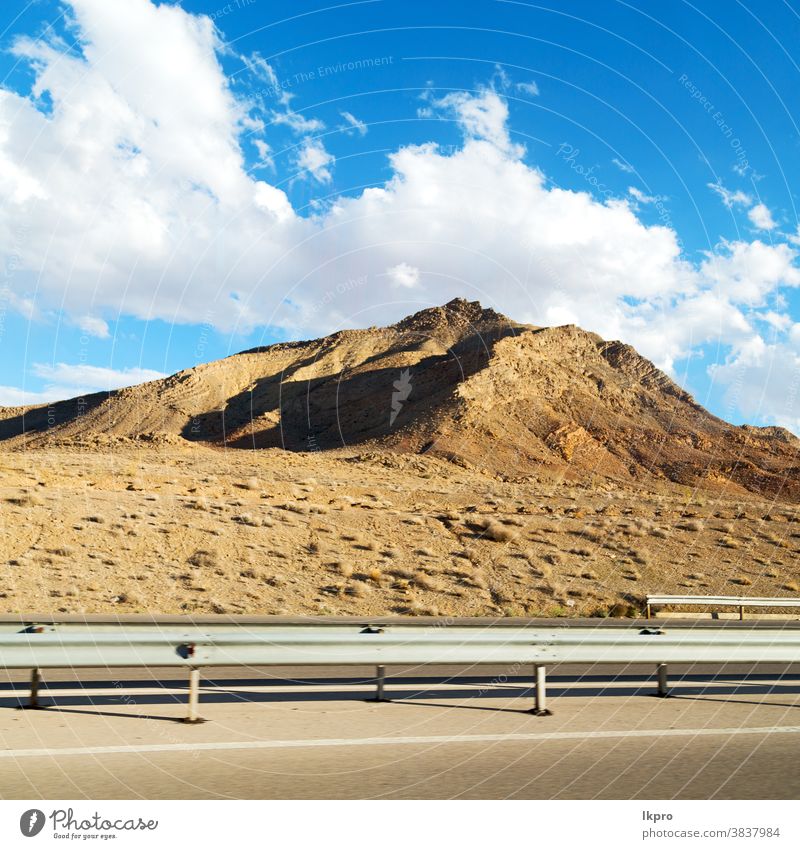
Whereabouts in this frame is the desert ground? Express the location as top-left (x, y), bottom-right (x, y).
top-left (1, 443), bottom-right (798, 617)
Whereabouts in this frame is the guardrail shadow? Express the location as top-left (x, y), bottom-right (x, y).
top-left (1, 673), bottom-right (800, 722)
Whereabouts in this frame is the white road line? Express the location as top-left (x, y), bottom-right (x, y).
top-left (2, 725), bottom-right (800, 759)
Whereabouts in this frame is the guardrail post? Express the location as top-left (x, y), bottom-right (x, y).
top-left (375, 665), bottom-right (387, 702)
top-left (656, 663), bottom-right (669, 698)
top-left (184, 667), bottom-right (204, 723)
top-left (28, 667), bottom-right (41, 709)
top-left (646, 602), bottom-right (652, 620)
top-left (532, 664), bottom-right (552, 716)
top-left (739, 605), bottom-right (745, 621)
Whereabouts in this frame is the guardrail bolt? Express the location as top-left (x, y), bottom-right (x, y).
top-left (531, 664), bottom-right (552, 716)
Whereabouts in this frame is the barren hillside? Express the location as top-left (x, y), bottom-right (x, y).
top-left (2, 298), bottom-right (798, 499)
top-left (2, 299), bottom-right (799, 618)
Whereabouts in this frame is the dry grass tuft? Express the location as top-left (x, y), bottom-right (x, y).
top-left (481, 519), bottom-right (517, 542)
top-left (188, 550), bottom-right (218, 569)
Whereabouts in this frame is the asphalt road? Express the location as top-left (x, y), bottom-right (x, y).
top-left (1, 662), bottom-right (800, 799)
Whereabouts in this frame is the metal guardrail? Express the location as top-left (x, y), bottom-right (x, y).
top-left (3, 625), bottom-right (800, 721)
top-left (646, 595), bottom-right (800, 620)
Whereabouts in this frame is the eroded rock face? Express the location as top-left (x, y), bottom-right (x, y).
top-left (1, 299), bottom-right (798, 499)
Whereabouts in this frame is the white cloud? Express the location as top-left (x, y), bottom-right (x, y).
top-left (0, 385), bottom-right (59, 406)
top-left (295, 138), bottom-right (335, 184)
top-left (708, 182), bottom-right (751, 208)
top-left (0, 362), bottom-right (168, 405)
top-left (32, 362), bottom-right (166, 390)
top-left (516, 80), bottom-right (539, 96)
top-left (77, 315), bottom-right (110, 338)
top-left (628, 186), bottom-right (663, 205)
top-left (612, 157), bottom-right (635, 173)
top-left (386, 263), bottom-right (420, 289)
top-left (709, 336), bottom-right (800, 432)
top-left (700, 240), bottom-right (800, 306)
top-left (273, 109), bottom-right (325, 134)
top-left (748, 202), bottom-right (777, 231)
top-left (2, 0), bottom-right (800, 431)
top-left (340, 110), bottom-right (367, 135)
top-left (431, 88), bottom-right (522, 156)
top-left (252, 139), bottom-right (274, 169)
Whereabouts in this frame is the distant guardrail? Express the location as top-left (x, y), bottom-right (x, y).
top-left (646, 595), bottom-right (800, 620)
top-left (3, 624), bottom-right (800, 721)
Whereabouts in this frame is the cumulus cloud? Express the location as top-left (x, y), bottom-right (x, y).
top-left (295, 138), bottom-right (335, 184)
top-left (748, 202), bottom-right (777, 231)
top-left (386, 263), bottom-right (420, 289)
top-left (2, 0), bottom-right (800, 430)
top-left (77, 315), bottom-right (110, 338)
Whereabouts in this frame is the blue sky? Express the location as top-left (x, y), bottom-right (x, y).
top-left (2, 0), bottom-right (800, 430)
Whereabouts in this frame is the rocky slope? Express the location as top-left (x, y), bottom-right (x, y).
top-left (1, 298), bottom-right (798, 499)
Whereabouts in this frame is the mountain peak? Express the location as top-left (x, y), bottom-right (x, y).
top-left (392, 298), bottom-right (509, 334)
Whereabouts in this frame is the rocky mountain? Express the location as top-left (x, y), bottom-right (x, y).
top-left (2, 298), bottom-right (798, 499)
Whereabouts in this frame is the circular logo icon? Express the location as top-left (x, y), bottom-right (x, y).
top-left (19, 809), bottom-right (46, 837)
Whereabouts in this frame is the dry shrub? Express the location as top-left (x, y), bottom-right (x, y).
top-left (244, 477), bottom-right (260, 490)
top-left (581, 569), bottom-right (598, 580)
top-left (7, 492), bottom-right (44, 507)
top-left (783, 581), bottom-right (800, 592)
top-left (367, 567), bottom-right (382, 583)
top-left (570, 547), bottom-right (592, 557)
top-left (677, 520), bottom-right (702, 532)
top-left (544, 552), bottom-right (563, 566)
top-left (414, 573), bottom-right (442, 592)
top-left (650, 527), bottom-right (668, 539)
top-left (730, 575), bottom-right (752, 586)
top-left (719, 536), bottom-right (741, 549)
top-left (387, 565), bottom-right (414, 579)
top-left (345, 582), bottom-right (370, 597)
top-left (530, 561), bottom-right (553, 580)
top-left (232, 513), bottom-right (261, 526)
top-left (188, 550), bottom-right (218, 568)
top-left (502, 516), bottom-right (525, 527)
top-left (334, 562), bottom-right (354, 578)
top-left (415, 547), bottom-right (435, 557)
top-left (481, 519), bottom-right (517, 542)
